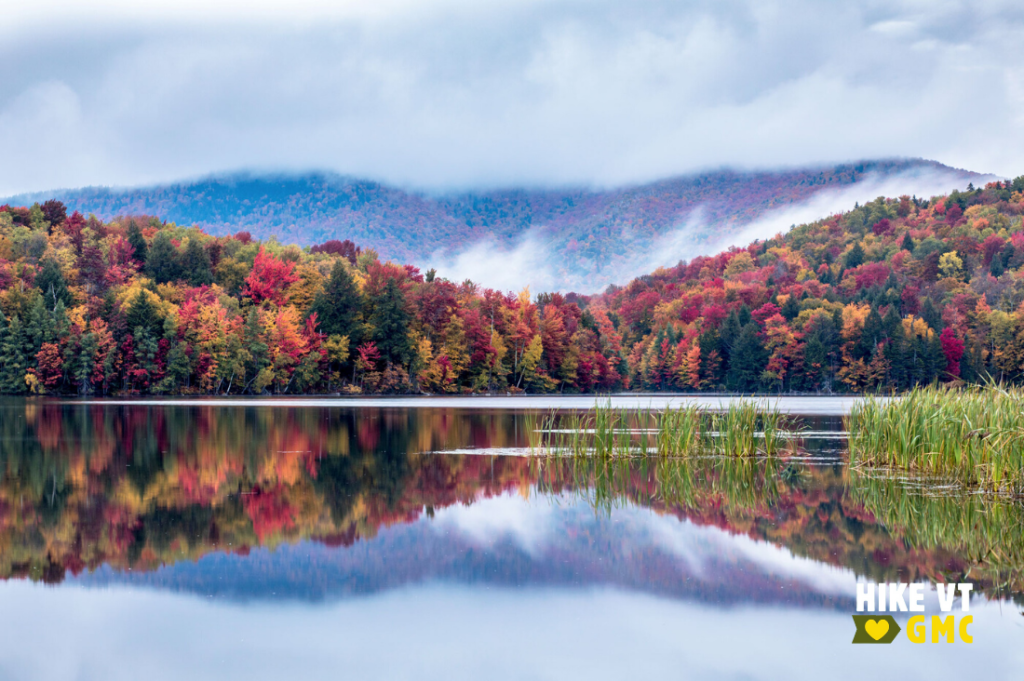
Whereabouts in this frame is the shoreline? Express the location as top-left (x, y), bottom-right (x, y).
top-left (37, 393), bottom-right (882, 415)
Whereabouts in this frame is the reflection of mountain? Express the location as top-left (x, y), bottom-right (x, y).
top-left (0, 402), bottom-right (1015, 600)
top-left (75, 502), bottom-right (854, 609)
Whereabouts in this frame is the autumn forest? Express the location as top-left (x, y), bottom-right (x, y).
top-left (2, 176), bottom-right (1024, 396)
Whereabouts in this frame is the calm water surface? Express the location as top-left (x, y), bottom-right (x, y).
top-left (0, 398), bottom-right (1021, 680)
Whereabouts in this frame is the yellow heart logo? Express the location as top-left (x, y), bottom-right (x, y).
top-left (864, 619), bottom-right (889, 641)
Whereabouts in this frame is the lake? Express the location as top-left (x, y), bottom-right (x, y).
top-left (0, 398), bottom-right (1021, 680)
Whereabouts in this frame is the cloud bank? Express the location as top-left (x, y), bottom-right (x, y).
top-left (1, 0), bottom-right (1023, 196)
top-left (433, 166), bottom-right (978, 292)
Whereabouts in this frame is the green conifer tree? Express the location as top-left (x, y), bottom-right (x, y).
top-left (855, 306), bottom-right (884, 361)
top-left (75, 331), bottom-right (98, 395)
top-left (308, 260), bottom-right (362, 344)
top-left (803, 314), bottom-right (840, 392)
top-left (370, 278), bottom-right (412, 367)
top-left (126, 220), bottom-right (148, 264)
top-left (181, 237), bottom-right (214, 286)
top-left (125, 291), bottom-right (162, 337)
top-left (920, 298), bottom-right (942, 332)
top-left (146, 232), bottom-right (181, 284)
top-left (846, 242), bottom-right (865, 268)
top-left (726, 322), bottom-right (767, 392)
top-left (36, 258), bottom-right (72, 310)
top-left (0, 316), bottom-right (29, 393)
top-left (697, 328), bottom-right (722, 389)
top-left (781, 294), bottom-right (800, 321)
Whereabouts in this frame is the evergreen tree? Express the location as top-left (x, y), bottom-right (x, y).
top-left (925, 332), bottom-right (945, 384)
top-left (146, 232), bottom-right (181, 284)
top-left (803, 314), bottom-right (840, 392)
top-left (0, 312), bottom-right (7, 389)
top-left (181, 237), bottom-right (214, 286)
top-left (846, 242), bottom-right (865, 268)
top-left (880, 306), bottom-right (906, 389)
top-left (960, 339), bottom-right (983, 384)
top-left (697, 328), bottom-right (722, 389)
top-left (243, 308), bottom-right (270, 389)
top-left (738, 304), bottom-right (752, 327)
top-left (75, 331), bottom-right (98, 395)
top-left (25, 294), bottom-right (54, 351)
top-left (999, 242), bottom-right (1015, 270)
top-left (125, 291), bottom-right (162, 338)
top-left (881, 305), bottom-right (901, 341)
top-left (920, 298), bottom-right (942, 332)
top-left (126, 220), bottom-right (148, 264)
top-left (132, 326), bottom-right (161, 390)
top-left (35, 258), bottom-right (72, 310)
top-left (855, 306), bottom-right (884, 361)
top-left (990, 256), bottom-right (1005, 277)
top-left (906, 335), bottom-right (926, 386)
top-left (901, 232), bottom-right (914, 252)
top-left (0, 316), bottom-right (29, 393)
top-left (370, 278), bottom-right (412, 367)
top-left (726, 322), bottom-right (767, 392)
top-left (720, 310), bottom-right (742, 352)
top-left (308, 260), bottom-right (362, 344)
top-left (781, 294), bottom-right (799, 321)
top-left (159, 342), bottom-right (191, 393)
top-left (718, 309), bottom-right (743, 376)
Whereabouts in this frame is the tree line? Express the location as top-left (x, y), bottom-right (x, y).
top-left (1, 176), bottom-right (1024, 395)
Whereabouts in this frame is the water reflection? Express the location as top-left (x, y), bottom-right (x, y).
top-left (0, 400), bottom-right (1019, 604)
top-left (3, 400), bottom-right (1024, 680)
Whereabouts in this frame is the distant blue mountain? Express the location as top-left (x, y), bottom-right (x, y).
top-left (7, 159), bottom-right (985, 291)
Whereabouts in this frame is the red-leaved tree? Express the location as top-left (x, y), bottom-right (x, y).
top-left (940, 327), bottom-right (964, 379)
top-left (242, 247), bottom-right (299, 306)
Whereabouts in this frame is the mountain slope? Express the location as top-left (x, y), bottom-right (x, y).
top-left (7, 159), bottom-right (983, 292)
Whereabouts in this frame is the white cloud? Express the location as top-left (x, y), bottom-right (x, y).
top-left (1, 0), bottom-right (1023, 195)
top-left (432, 166), bottom-right (976, 293)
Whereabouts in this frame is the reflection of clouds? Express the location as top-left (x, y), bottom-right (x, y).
top-left (429, 492), bottom-right (559, 556)
top-left (644, 514), bottom-right (856, 595)
top-left (431, 491), bottom-right (857, 596)
top-left (1, 581), bottom-right (1020, 681)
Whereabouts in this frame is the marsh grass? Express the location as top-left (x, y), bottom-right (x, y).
top-left (847, 384), bottom-right (1024, 493)
top-left (529, 447), bottom-right (782, 516)
top-left (528, 401), bottom-right (791, 459)
top-left (850, 468), bottom-right (1024, 594)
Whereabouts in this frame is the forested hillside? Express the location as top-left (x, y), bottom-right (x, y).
top-left (8, 160), bottom-right (978, 292)
top-left (1, 176), bottom-right (1023, 396)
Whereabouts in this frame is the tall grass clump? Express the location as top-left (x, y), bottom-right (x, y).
top-left (847, 384), bottom-right (1024, 492)
top-left (531, 401), bottom-right (787, 458)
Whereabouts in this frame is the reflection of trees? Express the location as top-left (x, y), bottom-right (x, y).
top-left (0, 403), bottom-right (538, 581)
top-left (0, 402), bottom-right (1021, 600)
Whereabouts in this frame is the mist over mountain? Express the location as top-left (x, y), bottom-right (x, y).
top-left (9, 158), bottom-right (985, 292)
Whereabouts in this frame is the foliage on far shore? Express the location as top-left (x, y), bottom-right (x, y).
top-left (2, 175), bottom-right (1024, 395)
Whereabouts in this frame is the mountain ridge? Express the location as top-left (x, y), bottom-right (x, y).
top-left (6, 159), bottom-right (986, 292)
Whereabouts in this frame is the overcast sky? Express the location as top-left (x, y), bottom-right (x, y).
top-left (2, 0), bottom-right (1023, 196)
